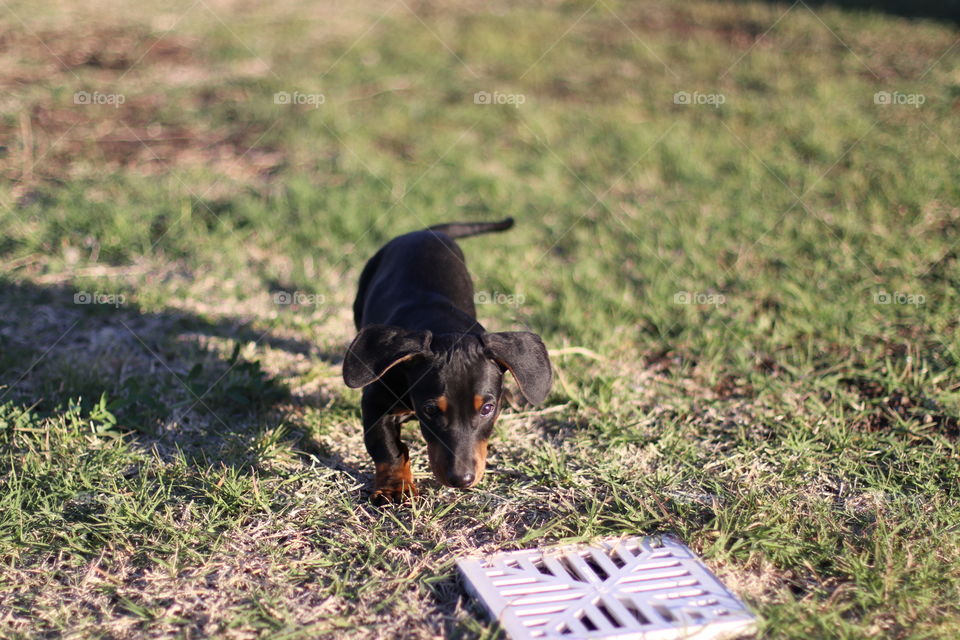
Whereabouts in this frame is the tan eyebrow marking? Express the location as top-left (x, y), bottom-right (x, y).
top-left (474, 395), bottom-right (484, 411)
top-left (436, 396), bottom-right (448, 413)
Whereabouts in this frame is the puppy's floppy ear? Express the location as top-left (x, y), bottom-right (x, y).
top-left (343, 325), bottom-right (432, 388)
top-left (482, 332), bottom-right (552, 405)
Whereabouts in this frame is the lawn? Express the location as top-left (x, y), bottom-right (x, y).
top-left (1, 0), bottom-right (959, 637)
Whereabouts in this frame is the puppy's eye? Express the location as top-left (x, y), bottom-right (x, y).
top-left (422, 404), bottom-right (439, 416)
top-left (479, 403), bottom-right (495, 417)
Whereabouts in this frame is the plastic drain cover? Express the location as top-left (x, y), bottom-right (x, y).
top-left (457, 535), bottom-right (756, 639)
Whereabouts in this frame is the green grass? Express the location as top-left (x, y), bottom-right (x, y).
top-left (1, 0), bottom-right (959, 637)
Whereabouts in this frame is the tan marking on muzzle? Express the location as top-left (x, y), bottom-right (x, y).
top-left (471, 439), bottom-right (489, 487)
top-left (426, 440), bottom-right (449, 486)
top-left (428, 440), bottom-right (489, 489)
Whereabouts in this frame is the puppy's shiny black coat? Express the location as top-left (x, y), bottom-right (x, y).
top-left (343, 219), bottom-right (552, 504)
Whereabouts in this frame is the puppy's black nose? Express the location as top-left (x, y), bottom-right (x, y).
top-left (448, 472), bottom-right (475, 488)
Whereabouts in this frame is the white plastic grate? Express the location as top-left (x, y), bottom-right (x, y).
top-left (457, 535), bottom-right (756, 640)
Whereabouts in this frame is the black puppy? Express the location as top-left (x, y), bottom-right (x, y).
top-left (342, 218), bottom-right (552, 504)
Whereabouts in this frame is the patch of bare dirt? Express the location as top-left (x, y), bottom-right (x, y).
top-left (0, 22), bottom-right (284, 198)
top-left (3, 96), bottom-right (284, 192)
top-left (839, 375), bottom-right (960, 437)
top-left (602, 3), bottom-right (778, 51)
top-left (0, 24), bottom-right (194, 86)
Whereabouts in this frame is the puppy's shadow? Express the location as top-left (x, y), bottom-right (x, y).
top-left (0, 278), bottom-right (348, 472)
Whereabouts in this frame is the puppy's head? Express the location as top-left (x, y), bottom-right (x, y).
top-left (343, 326), bottom-right (551, 489)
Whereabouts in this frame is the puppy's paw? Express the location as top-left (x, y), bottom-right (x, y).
top-left (370, 481), bottom-right (419, 506)
top-left (371, 460), bottom-right (418, 506)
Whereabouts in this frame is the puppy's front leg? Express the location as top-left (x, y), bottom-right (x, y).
top-left (361, 388), bottom-right (417, 505)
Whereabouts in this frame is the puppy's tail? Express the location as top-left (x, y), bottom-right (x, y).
top-left (427, 217), bottom-right (514, 239)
